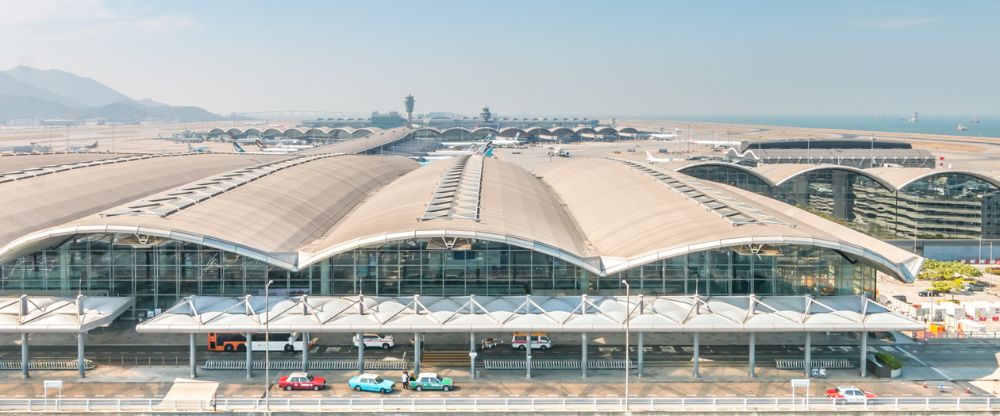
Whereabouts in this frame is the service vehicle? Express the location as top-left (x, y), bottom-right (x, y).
top-left (348, 373), bottom-right (395, 394)
top-left (409, 372), bottom-right (455, 392)
top-left (277, 372), bottom-right (326, 391)
top-left (353, 333), bottom-right (395, 349)
top-left (825, 386), bottom-right (876, 404)
top-left (511, 332), bottom-right (551, 350)
top-left (208, 332), bottom-right (307, 352)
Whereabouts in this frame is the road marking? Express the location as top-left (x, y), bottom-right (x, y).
top-left (897, 346), bottom-right (952, 381)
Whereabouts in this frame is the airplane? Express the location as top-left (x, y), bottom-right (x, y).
top-left (233, 142), bottom-right (247, 153)
top-left (691, 139), bottom-right (742, 149)
top-left (647, 128), bottom-right (681, 140)
top-left (423, 140), bottom-right (494, 159)
top-left (162, 130), bottom-right (205, 143)
top-left (491, 132), bottom-right (525, 147)
top-left (646, 151), bottom-right (675, 163)
top-left (0, 142), bottom-right (51, 154)
top-left (187, 142), bottom-right (210, 153)
top-left (65, 141), bottom-right (98, 153)
top-left (253, 139), bottom-right (301, 154)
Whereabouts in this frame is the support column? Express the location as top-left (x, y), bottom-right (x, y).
top-left (302, 332), bottom-right (309, 372)
top-left (860, 331), bottom-right (868, 378)
top-left (245, 332), bottom-right (253, 379)
top-left (357, 332), bottom-right (365, 374)
top-left (748, 332), bottom-right (756, 378)
top-left (581, 333), bottom-right (588, 379)
top-left (637, 332), bottom-right (644, 378)
top-left (319, 260), bottom-right (331, 295)
top-left (414, 332), bottom-right (422, 374)
top-left (21, 333), bottom-right (28, 379)
top-left (692, 333), bottom-right (700, 379)
top-left (469, 332), bottom-right (476, 379)
top-left (526, 333), bottom-right (532, 379)
top-left (77, 333), bottom-right (85, 378)
top-left (59, 244), bottom-right (70, 291)
top-left (804, 332), bottom-right (812, 378)
top-left (189, 333), bottom-right (197, 379)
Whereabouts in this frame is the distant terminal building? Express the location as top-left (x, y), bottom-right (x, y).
top-left (727, 139), bottom-right (936, 168)
top-left (303, 113), bottom-right (598, 130)
top-left (665, 160), bottom-right (1000, 259)
top-left (984, 193), bottom-right (1000, 239)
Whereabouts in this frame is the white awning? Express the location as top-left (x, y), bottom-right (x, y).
top-left (0, 295), bottom-right (131, 333)
top-left (136, 294), bottom-right (923, 334)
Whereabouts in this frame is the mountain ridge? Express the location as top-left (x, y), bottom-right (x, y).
top-left (0, 66), bottom-right (223, 122)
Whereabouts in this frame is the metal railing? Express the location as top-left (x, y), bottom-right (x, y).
top-left (0, 396), bottom-right (994, 413)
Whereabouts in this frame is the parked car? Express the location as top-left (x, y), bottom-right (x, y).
top-left (348, 373), bottom-right (395, 394)
top-left (353, 333), bottom-right (395, 350)
top-left (825, 386), bottom-right (876, 404)
top-left (918, 290), bottom-right (941, 297)
top-left (511, 332), bottom-right (551, 351)
top-left (277, 372), bottom-right (326, 391)
top-left (409, 372), bottom-right (455, 392)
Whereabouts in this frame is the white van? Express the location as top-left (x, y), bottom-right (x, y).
top-left (511, 332), bottom-right (551, 351)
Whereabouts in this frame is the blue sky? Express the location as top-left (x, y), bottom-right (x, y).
top-left (1, 0), bottom-right (997, 117)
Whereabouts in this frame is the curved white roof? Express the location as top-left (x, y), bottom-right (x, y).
top-left (0, 153), bottom-right (924, 281)
top-left (136, 294), bottom-right (924, 334)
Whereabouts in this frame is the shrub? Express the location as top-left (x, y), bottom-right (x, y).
top-left (987, 267), bottom-right (1000, 275)
top-left (875, 352), bottom-right (903, 370)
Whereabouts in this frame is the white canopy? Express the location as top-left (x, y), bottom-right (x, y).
top-left (0, 295), bottom-right (131, 333)
top-left (136, 294), bottom-right (924, 334)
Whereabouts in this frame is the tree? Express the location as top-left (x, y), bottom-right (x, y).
top-left (930, 279), bottom-right (964, 294)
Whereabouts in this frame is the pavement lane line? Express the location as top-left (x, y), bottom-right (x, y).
top-left (897, 346), bottom-right (953, 381)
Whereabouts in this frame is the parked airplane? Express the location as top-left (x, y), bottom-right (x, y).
top-left (65, 141), bottom-right (98, 153)
top-left (646, 151), bottom-right (676, 163)
top-left (0, 143), bottom-right (51, 154)
top-left (254, 139), bottom-right (302, 154)
top-left (648, 129), bottom-right (681, 140)
top-left (187, 142), bottom-right (210, 153)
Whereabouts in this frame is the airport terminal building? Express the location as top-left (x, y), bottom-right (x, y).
top-left (0, 148), bottom-right (922, 319)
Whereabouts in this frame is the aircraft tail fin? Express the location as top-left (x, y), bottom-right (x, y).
top-left (233, 142), bottom-right (246, 153)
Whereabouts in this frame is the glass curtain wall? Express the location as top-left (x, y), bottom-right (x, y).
top-left (682, 165), bottom-right (999, 239)
top-left (1, 236), bottom-right (878, 318)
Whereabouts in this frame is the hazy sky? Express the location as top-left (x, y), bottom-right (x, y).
top-left (2, 0), bottom-right (998, 117)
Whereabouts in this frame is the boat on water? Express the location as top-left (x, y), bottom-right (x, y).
top-left (956, 124), bottom-right (969, 131)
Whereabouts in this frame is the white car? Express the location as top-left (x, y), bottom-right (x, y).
top-left (353, 333), bottom-right (394, 349)
top-left (825, 386), bottom-right (876, 404)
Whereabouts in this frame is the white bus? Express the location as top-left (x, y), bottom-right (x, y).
top-left (250, 332), bottom-right (306, 352)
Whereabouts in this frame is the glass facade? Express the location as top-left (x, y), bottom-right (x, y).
top-left (0, 234), bottom-right (879, 318)
top-left (855, 173), bottom-right (998, 239)
top-left (681, 165), bottom-right (1000, 240)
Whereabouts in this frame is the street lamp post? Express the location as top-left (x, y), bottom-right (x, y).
top-left (622, 280), bottom-right (630, 413)
top-left (264, 280), bottom-right (274, 411)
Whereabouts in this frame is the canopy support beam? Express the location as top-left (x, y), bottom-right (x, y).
top-left (189, 333), bottom-right (197, 379)
top-left (245, 332), bottom-right (252, 379)
top-left (21, 333), bottom-right (28, 379)
top-left (692, 333), bottom-right (700, 379)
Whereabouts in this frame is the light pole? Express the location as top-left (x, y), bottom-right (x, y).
top-left (264, 280), bottom-right (274, 411)
top-left (622, 279), bottom-right (630, 413)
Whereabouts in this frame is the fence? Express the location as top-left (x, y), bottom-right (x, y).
top-left (774, 359), bottom-right (854, 369)
top-left (0, 359), bottom-right (94, 371)
top-left (202, 359), bottom-right (407, 371)
top-left (483, 359), bottom-right (635, 370)
top-left (0, 396), bottom-right (996, 413)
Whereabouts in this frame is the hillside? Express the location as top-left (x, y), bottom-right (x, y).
top-left (0, 66), bottom-right (223, 122)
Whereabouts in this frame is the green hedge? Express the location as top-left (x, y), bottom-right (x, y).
top-left (875, 352), bottom-right (903, 370)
